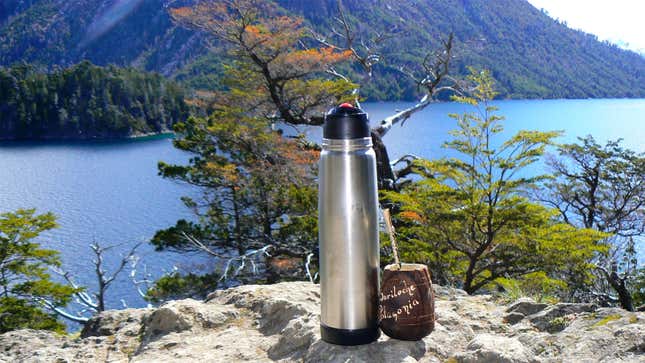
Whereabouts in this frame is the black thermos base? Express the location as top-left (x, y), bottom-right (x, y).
top-left (320, 324), bottom-right (380, 345)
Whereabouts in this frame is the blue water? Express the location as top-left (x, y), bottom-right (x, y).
top-left (0, 99), bottom-right (643, 325)
top-left (362, 99), bottom-right (642, 162)
top-left (0, 137), bottom-right (208, 321)
top-left (364, 99), bottom-right (644, 262)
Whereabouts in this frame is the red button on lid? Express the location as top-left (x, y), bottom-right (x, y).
top-left (339, 102), bottom-right (354, 108)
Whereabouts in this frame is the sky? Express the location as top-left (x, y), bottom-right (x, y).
top-left (527, 0), bottom-right (645, 54)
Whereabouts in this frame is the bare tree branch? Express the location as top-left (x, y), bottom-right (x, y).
top-left (46, 241), bottom-right (142, 322)
top-left (37, 298), bottom-right (89, 323)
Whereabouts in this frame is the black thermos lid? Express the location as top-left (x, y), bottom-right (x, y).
top-left (323, 103), bottom-right (370, 139)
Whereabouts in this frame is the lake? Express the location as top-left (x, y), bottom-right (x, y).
top-left (0, 99), bottom-right (643, 326)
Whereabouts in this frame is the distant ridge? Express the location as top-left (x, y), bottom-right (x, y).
top-left (0, 0), bottom-right (643, 100)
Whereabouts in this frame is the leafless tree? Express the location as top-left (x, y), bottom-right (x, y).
top-left (44, 241), bottom-right (141, 323)
top-left (311, 0), bottom-right (463, 190)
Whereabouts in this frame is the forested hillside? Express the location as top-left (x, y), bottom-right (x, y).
top-left (0, 0), bottom-right (643, 99)
top-left (0, 61), bottom-right (188, 139)
top-left (282, 0), bottom-right (645, 99)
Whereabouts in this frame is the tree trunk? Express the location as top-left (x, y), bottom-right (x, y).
top-left (97, 288), bottom-right (105, 312)
top-left (231, 187), bottom-right (243, 255)
top-left (1, 270), bottom-right (8, 298)
top-left (608, 271), bottom-right (634, 311)
top-left (463, 256), bottom-right (477, 295)
top-left (371, 130), bottom-right (396, 191)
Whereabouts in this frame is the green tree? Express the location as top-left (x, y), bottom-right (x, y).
top-left (543, 136), bottom-right (645, 311)
top-left (152, 0), bottom-right (354, 283)
top-left (0, 61), bottom-right (188, 140)
top-left (0, 297), bottom-right (64, 333)
top-left (144, 272), bottom-right (221, 304)
top-left (154, 111), bottom-right (321, 282)
top-left (0, 209), bottom-right (75, 332)
top-left (631, 268), bottom-right (645, 308)
top-left (383, 69), bottom-right (607, 294)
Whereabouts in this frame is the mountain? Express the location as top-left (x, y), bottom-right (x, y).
top-left (0, 0), bottom-right (643, 100)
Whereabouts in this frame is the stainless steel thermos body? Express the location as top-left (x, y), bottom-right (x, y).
top-left (318, 104), bottom-right (380, 345)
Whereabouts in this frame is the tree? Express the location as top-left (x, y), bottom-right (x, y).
top-left (155, 111), bottom-right (320, 282)
top-left (543, 136), bottom-right (645, 311)
top-left (143, 271), bottom-right (222, 304)
top-left (0, 62), bottom-right (188, 140)
top-left (382, 69), bottom-right (607, 294)
top-left (170, 0), bottom-right (460, 191)
top-left (631, 268), bottom-right (645, 308)
top-left (154, 0), bottom-right (357, 283)
top-left (0, 209), bottom-right (75, 332)
top-left (169, 0), bottom-right (355, 126)
top-left (45, 241), bottom-right (140, 323)
top-left (0, 297), bottom-right (65, 334)
top-left (156, 0), bottom-right (459, 284)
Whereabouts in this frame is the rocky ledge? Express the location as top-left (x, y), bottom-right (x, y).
top-left (1, 282), bottom-right (643, 362)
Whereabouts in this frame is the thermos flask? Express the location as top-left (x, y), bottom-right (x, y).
top-left (318, 103), bottom-right (380, 345)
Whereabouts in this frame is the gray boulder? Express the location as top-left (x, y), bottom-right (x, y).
top-left (452, 334), bottom-right (538, 363)
top-left (503, 312), bottom-right (526, 325)
top-left (506, 298), bottom-right (548, 316)
top-left (527, 303), bottom-right (596, 332)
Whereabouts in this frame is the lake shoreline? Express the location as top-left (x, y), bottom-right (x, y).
top-left (0, 132), bottom-right (175, 144)
top-left (2, 98), bottom-right (644, 142)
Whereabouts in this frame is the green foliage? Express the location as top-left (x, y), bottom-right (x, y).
top-left (153, 2), bottom-right (356, 285)
top-left (154, 110), bottom-right (320, 279)
top-left (0, 61), bottom-right (188, 139)
top-left (496, 272), bottom-right (564, 304)
top-left (275, 185), bottom-right (319, 250)
top-left (0, 296), bottom-right (65, 333)
top-left (545, 136), bottom-right (644, 309)
top-left (172, 53), bottom-right (228, 92)
top-left (144, 272), bottom-right (221, 304)
top-left (382, 69), bottom-right (608, 294)
top-left (0, 0), bottom-right (195, 73)
top-left (278, 0), bottom-right (645, 100)
top-left (0, 209), bottom-right (75, 332)
top-left (629, 268), bottom-right (645, 308)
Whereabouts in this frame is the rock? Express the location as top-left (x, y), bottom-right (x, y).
top-left (81, 307), bottom-right (150, 338)
top-left (452, 334), bottom-right (537, 363)
top-left (140, 298), bottom-right (237, 342)
top-left (506, 298), bottom-right (548, 316)
top-left (503, 298), bottom-right (549, 325)
top-left (527, 303), bottom-right (596, 332)
top-left (516, 308), bottom-right (645, 361)
top-left (0, 329), bottom-right (129, 362)
top-left (206, 281), bottom-right (318, 335)
top-left (81, 307), bottom-right (152, 359)
top-left (504, 312), bottom-right (526, 324)
top-left (1, 282), bottom-right (643, 362)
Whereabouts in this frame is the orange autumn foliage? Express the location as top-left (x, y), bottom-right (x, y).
top-left (170, 0), bottom-right (355, 125)
top-left (400, 210), bottom-right (425, 223)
